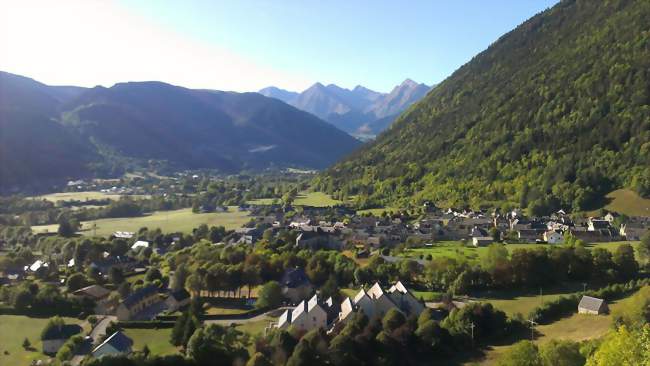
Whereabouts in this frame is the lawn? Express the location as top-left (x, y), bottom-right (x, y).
top-left (401, 241), bottom-right (640, 265)
top-left (204, 306), bottom-right (250, 316)
top-left (590, 189), bottom-right (650, 217)
top-left (247, 191), bottom-right (344, 207)
top-left (234, 316), bottom-right (277, 337)
top-left (0, 315), bottom-right (84, 366)
top-left (31, 191), bottom-right (149, 204)
top-left (123, 328), bottom-right (178, 356)
top-left (474, 283), bottom-right (585, 317)
top-left (31, 207), bottom-right (251, 237)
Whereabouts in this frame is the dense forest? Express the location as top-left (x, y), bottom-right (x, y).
top-left (318, 0), bottom-right (650, 213)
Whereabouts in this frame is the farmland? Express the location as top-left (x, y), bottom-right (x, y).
top-left (247, 191), bottom-right (343, 207)
top-left (31, 207), bottom-right (251, 237)
top-left (123, 328), bottom-right (177, 356)
top-left (30, 191), bottom-right (149, 204)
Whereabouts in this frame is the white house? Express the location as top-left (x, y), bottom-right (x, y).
top-left (339, 281), bottom-right (424, 325)
top-left (92, 331), bottom-right (133, 358)
top-left (472, 237), bottom-right (493, 247)
top-left (277, 294), bottom-right (331, 332)
top-left (131, 240), bottom-right (149, 250)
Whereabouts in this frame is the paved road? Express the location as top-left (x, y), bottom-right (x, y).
top-left (90, 316), bottom-right (117, 344)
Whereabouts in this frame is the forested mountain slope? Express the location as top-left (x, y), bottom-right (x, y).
top-left (0, 73), bottom-right (361, 190)
top-left (318, 0), bottom-right (650, 212)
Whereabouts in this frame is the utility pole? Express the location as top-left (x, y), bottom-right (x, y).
top-left (583, 283), bottom-right (587, 293)
top-left (540, 287), bottom-right (543, 307)
top-left (527, 318), bottom-right (538, 341)
top-left (469, 322), bottom-right (476, 348)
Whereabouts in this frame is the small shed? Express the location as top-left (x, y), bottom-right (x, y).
top-left (578, 295), bottom-right (608, 315)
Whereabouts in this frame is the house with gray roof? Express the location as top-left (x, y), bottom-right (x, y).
top-left (578, 295), bottom-right (608, 315)
top-left (92, 331), bottom-right (133, 358)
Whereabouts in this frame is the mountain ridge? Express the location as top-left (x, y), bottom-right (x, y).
top-left (0, 72), bottom-right (361, 190)
top-left (318, 0), bottom-right (650, 212)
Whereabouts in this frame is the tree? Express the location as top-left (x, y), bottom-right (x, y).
top-left (382, 308), bottom-right (406, 333)
top-left (497, 340), bottom-right (542, 366)
top-left (22, 338), bottom-right (31, 350)
top-left (172, 264), bottom-right (189, 292)
top-left (108, 267), bottom-right (124, 285)
top-left (186, 324), bottom-right (249, 366)
top-left (539, 339), bottom-right (585, 366)
top-left (57, 218), bottom-right (79, 237)
top-left (66, 272), bottom-right (87, 292)
top-left (256, 281), bottom-right (283, 309)
top-left (144, 268), bottom-right (163, 283)
top-left (612, 244), bottom-right (638, 281)
top-left (638, 232), bottom-right (650, 265)
top-left (586, 325), bottom-right (649, 366)
top-left (246, 352), bottom-right (273, 366)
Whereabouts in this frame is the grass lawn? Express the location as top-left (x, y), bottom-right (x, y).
top-left (247, 191), bottom-right (344, 207)
top-left (590, 189), bottom-right (650, 217)
top-left (234, 316), bottom-right (277, 337)
top-left (356, 207), bottom-right (401, 216)
top-left (0, 315), bottom-right (84, 366)
top-left (123, 328), bottom-right (178, 356)
top-left (401, 241), bottom-right (640, 265)
top-left (474, 283), bottom-right (584, 317)
top-left (31, 191), bottom-right (149, 204)
top-left (31, 207), bottom-right (251, 237)
top-left (341, 250), bottom-right (371, 267)
top-left (204, 306), bottom-right (250, 316)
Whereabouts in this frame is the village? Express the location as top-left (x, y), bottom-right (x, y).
top-left (1, 194), bottom-right (649, 365)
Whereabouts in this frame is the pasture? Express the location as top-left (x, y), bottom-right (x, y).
top-left (247, 191), bottom-right (343, 207)
top-left (123, 328), bottom-right (177, 356)
top-left (31, 207), bottom-right (251, 237)
top-left (31, 191), bottom-right (148, 204)
top-left (0, 315), bottom-right (85, 366)
top-left (591, 189), bottom-right (650, 217)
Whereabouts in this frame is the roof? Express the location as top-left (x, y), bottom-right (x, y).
top-left (42, 324), bottom-right (81, 340)
top-left (578, 296), bottom-right (605, 312)
top-left (281, 268), bottom-right (311, 288)
top-left (169, 289), bottom-right (190, 302)
top-left (122, 285), bottom-right (158, 309)
top-left (92, 331), bottom-right (133, 354)
top-left (353, 289), bottom-right (369, 304)
top-left (131, 240), bottom-right (149, 250)
top-left (73, 285), bottom-right (110, 299)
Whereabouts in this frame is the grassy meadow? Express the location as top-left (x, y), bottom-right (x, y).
top-left (31, 207), bottom-right (251, 237)
top-left (590, 189), bottom-right (650, 217)
top-left (0, 315), bottom-right (85, 366)
top-left (247, 191), bottom-right (344, 207)
top-left (123, 328), bottom-right (177, 356)
top-left (31, 191), bottom-right (149, 204)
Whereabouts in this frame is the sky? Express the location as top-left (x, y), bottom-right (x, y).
top-left (0, 0), bottom-right (558, 93)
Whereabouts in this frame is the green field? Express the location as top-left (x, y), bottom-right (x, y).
top-left (591, 189), bottom-right (650, 217)
top-left (0, 315), bottom-right (84, 366)
top-left (247, 191), bottom-right (343, 207)
top-left (31, 207), bottom-right (251, 237)
top-left (31, 191), bottom-right (149, 204)
top-left (123, 328), bottom-right (178, 356)
top-left (474, 283), bottom-right (584, 316)
top-left (401, 241), bottom-right (640, 264)
top-left (234, 316), bottom-right (277, 337)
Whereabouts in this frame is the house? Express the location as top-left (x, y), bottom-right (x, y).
top-left (116, 285), bottom-right (160, 321)
top-left (578, 296), bottom-right (608, 315)
top-left (544, 230), bottom-right (564, 244)
top-left (92, 331), bottom-right (133, 358)
top-left (339, 281), bottom-right (424, 324)
top-left (472, 236), bottom-right (493, 247)
top-left (295, 229), bottom-right (341, 250)
top-left (72, 284), bottom-right (114, 313)
top-left (165, 289), bottom-right (191, 312)
top-left (620, 222), bottom-right (648, 241)
top-left (517, 229), bottom-right (542, 242)
top-left (277, 294), bottom-right (333, 332)
top-left (588, 219), bottom-right (611, 232)
top-left (42, 324), bottom-right (82, 355)
top-left (131, 240), bottom-right (149, 250)
top-left (112, 231), bottom-right (134, 239)
top-left (280, 268), bottom-right (314, 304)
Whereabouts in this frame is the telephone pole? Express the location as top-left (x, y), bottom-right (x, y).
top-left (527, 318), bottom-right (538, 340)
top-left (469, 322), bottom-right (476, 348)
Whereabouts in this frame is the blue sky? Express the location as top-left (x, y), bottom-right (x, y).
top-left (1, 0), bottom-right (558, 92)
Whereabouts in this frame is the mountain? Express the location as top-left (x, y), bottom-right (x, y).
top-left (0, 72), bottom-right (361, 190)
top-left (319, 0), bottom-right (650, 213)
top-left (258, 86), bottom-right (299, 103)
top-left (258, 79), bottom-right (432, 137)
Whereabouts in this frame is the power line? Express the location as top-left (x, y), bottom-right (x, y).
top-left (527, 318), bottom-right (538, 341)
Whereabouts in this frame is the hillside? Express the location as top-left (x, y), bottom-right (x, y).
top-left (0, 73), bottom-right (361, 190)
top-left (258, 79), bottom-right (431, 136)
top-left (319, 0), bottom-right (650, 212)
